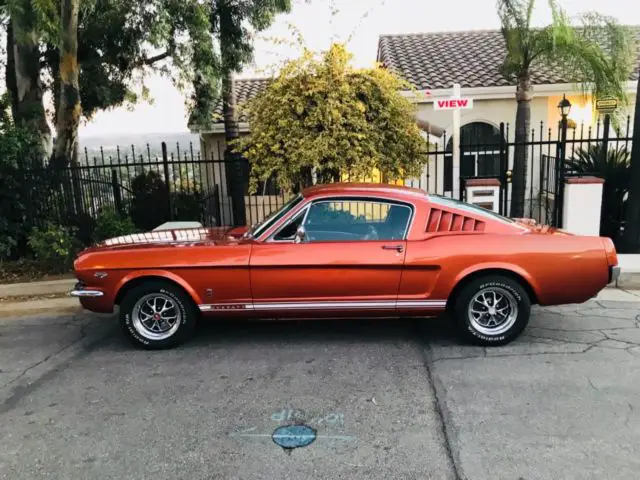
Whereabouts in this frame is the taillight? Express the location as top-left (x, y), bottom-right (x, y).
top-left (602, 237), bottom-right (618, 266)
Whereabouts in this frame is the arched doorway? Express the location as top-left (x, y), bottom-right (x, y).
top-left (444, 122), bottom-right (504, 191)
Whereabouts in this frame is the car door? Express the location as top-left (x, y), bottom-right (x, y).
top-left (249, 197), bottom-right (413, 316)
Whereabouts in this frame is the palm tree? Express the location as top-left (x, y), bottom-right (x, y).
top-left (497, 0), bottom-right (634, 217)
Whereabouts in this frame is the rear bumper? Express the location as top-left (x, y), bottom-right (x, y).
top-left (609, 265), bottom-right (621, 284)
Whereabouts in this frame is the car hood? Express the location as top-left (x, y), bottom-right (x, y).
top-left (80, 226), bottom-right (249, 254)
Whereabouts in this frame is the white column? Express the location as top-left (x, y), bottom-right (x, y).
top-left (562, 177), bottom-right (604, 235)
top-left (452, 83), bottom-right (461, 199)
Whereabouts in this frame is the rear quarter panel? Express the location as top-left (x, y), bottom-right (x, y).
top-left (400, 233), bottom-right (609, 305)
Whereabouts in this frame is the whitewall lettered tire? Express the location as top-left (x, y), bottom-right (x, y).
top-left (453, 275), bottom-right (531, 346)
top-left (119, 280), bottom-right (197, 349)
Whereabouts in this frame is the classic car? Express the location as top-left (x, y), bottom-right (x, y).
top-left (71, 183), bottom-right (620, 349)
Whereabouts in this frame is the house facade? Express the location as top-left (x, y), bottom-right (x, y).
top-left (192, 28), bottom-right (639, 224)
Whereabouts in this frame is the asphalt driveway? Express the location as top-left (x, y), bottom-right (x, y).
top-left (0, 296), bottom-right (639, 480)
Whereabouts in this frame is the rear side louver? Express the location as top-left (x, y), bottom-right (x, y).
top-left (426, 208), bottom-right (485, 233)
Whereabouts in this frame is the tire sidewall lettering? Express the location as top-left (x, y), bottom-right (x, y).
top-left (467, 280), bottom-right (522, 342)
top-left (121, 285), bottom-right (193, 348)
top-left (124, 312), bottom-right (151, 346)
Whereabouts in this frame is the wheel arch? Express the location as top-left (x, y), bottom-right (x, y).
top-left (114, 271), bottom-right (201, 307)
top-left (446, 266), bottom-right (539, 311)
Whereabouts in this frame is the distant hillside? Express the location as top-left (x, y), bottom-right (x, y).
top-left (79, 132), bottom-right (201, 162)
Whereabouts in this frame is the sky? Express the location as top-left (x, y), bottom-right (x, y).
top-left (79, 0), bottom-right (637, 138)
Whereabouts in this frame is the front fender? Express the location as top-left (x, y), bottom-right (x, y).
top-left (115, 269), bottom-right (202, 305)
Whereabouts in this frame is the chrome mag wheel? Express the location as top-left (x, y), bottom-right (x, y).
top-left (132, 293), bottom-right (182, 341)
top-left (467, 287), bottom-right (518, 336)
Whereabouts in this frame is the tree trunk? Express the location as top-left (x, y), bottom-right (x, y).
top-left (6, 20), bottom-right (19, 121)
top-left (51, 0), bottom-right (81, 171)
top-left (50, 0), bottom-right (82, 215)
top-left (510, 73), bottom-right (532, 218)
top-left (219, 1), bottom-right (246, 226)
top-left (11, 12), bottom-right (52, 163)
top-left (620, 70), bottom-right (640, 253)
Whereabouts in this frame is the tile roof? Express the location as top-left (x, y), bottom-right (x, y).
top-left (212, 78), bottom-right (270, 124)
top-left (377, 28), bottom-right (640, 90)
top-left (209, 28), bottom-right (640, 124)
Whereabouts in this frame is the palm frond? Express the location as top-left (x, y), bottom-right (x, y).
top-left (566, 144), bottom-right (631, 190)
top-left (498, 0), bottom-right (536, 77)
top-left (535, 12), bottom-right (634, 107)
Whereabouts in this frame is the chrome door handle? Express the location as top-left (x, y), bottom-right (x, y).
top-left (382, 244), bottom-right (404, 253)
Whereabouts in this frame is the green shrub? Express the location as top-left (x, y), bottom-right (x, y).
top-left (27, 223), bottom-right (80, 273)
top-left (130, 170), bottom-right (169, 231)
top-left (95, 208), bottom-right (137, 241)
top-left (172, 190), bottom-right (205, 222)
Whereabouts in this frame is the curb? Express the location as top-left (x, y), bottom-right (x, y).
top-left (0, 278), bottom-right (75, 299)
top-left (0, 297), bottom-right (80, 318)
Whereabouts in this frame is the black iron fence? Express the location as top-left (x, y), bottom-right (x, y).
top-left (14, 114), bottom-right (635, 242)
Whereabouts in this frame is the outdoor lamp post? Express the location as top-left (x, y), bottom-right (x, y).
top-left (558, 94), bottom-right (572, 118)
top-left (557, 94), bottom-right (572, 227)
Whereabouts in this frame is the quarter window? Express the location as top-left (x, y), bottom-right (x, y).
top-left (302, 199), bottom-right (412, 242)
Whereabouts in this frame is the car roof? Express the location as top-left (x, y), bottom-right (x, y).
top-left (302, 183), bottom-right (427, 201)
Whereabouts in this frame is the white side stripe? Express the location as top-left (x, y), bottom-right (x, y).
top-left (199, 300), bottom-right (446, 312)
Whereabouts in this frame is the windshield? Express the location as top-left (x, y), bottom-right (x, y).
top-left (427, 194), bottom-right (515, 224)
top-left (245, 194), bottom-right (304, 239)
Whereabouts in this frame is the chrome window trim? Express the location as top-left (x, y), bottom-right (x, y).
top-left (267, 204), bottom-right (311, 243)
top-left (264, 195), bottom-right (416, 243)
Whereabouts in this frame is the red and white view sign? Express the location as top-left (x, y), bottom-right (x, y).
top-left (433, 98), bottom-right (474, 110)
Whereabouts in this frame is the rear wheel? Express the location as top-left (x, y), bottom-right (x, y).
top-left (453, 275), bottom-right (531, 346)
top-left (119, 281), bottom-right (197, 349)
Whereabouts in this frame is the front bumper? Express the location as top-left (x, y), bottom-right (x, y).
top-left (69, 281), bottom-right (104, 297)
top-left (609, 265), bottom-right (621, 284)
top-left (69, 289), bottom-right (104, 297)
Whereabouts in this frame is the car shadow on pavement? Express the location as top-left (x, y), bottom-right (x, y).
top-left (100, 314), bottom-right (460, 351)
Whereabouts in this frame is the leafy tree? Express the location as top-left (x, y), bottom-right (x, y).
top-left (0, 92), bottom-right (42, 260)
top-left (3, 0), bottom-right (218, 166)
top-left (237, 44), bottom-right (429, 193)
top-left (497, 0), bottom-right (634, 217)
top-left (5, 3), bottom-right (53, 161)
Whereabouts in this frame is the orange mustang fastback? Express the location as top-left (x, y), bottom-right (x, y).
top-left (71, 183), bottom-right (619, 349)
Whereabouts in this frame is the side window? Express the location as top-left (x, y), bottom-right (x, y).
top-left (303, 199), bottom-right (411, 242)
top-left (273, 208), bottom-right (307, 241)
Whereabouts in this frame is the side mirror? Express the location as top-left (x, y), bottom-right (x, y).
top-left (294, 225), bottom-right (306, 244)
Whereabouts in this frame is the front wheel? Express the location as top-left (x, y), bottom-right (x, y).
top-left (453, 275), bottom-right (531, 346)
top-left (119, 281), bottom-right (197, 349)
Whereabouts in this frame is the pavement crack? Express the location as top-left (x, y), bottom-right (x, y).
top-left (525, 334), bottom-right (589, 346)
top-left (625, 403), bottom-right (634, 428)
top-left (0, 336), bottom-right (81, 390)
top-left (413, 326), bottom-right (464, 480)
top-left (587, 377), bottom-right (600, 393)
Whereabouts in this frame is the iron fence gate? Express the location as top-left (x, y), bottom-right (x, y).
top-left (14, 113), bottom-right (634, 238)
